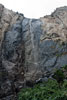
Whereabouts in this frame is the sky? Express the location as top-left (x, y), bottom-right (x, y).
top-left (0, 0), bottom-right (67, 18)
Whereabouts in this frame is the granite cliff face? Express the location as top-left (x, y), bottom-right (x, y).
top-left (0, 4), bottom-right (67, 99)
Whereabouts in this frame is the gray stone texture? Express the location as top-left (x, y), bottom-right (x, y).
top-left (0, 4), bottom-right (67, 99)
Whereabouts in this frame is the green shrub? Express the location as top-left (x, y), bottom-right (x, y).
top-left (63, 80), bottom-right (67, 88)
top-left (53, 69), bottom-right (65, 85)
top-left (62, 65), bottom-right (67, 70)
top-left (18, 79), bottom-right (67, 100)
top-left (18, 66), bottom-right (67, 100)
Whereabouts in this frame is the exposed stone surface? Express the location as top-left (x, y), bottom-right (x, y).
top-left (0, 4), bottom-right (67, 99)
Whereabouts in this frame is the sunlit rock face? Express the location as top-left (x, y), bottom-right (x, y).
top-left (0, 4), bottom-right (67, 99)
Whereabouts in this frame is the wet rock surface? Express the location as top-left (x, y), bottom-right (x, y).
top-left (0, 4), bottom-right (67, 99)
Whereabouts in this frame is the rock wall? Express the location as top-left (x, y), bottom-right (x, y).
top-left (0, 4), bottom-right (67, 99)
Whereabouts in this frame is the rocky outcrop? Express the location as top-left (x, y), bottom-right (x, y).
top-left (0, 4), bottom-right (67, 99)
top-left (0, 4), bottom-right (24, 100)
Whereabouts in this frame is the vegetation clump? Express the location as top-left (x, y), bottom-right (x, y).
top-left (52, 69), bottom-right (65, 86)
top-left (18, 79), bottom-right (67, 100)
top-left (18, 65), bottom-right (67, 100)
top-left (62, 65), bottom-right (67, 70)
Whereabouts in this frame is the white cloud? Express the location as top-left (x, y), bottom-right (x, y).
top-left (0, 0), bottom-right (67, 18)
